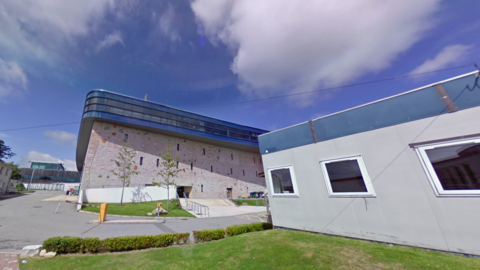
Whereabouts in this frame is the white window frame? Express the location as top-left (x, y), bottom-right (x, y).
top-left (415, 137), bottom-right (480, 197)
top-left (267, 165), bottom-right (299, 197)
top-left (320, 156), bottom-right (376, 198)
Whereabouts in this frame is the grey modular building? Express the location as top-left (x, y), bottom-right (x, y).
top-left (259, 71), bottom-right (480, 255)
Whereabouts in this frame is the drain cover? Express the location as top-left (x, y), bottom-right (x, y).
top-left (33, 206), bottom-right (42, 208)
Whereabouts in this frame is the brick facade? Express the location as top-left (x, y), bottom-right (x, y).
top-left (80, 121), bottom-right (266, 199)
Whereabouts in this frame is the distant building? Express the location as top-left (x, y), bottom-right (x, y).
top-left (76, 90), bottom-right (268, 202)
top-left (259, 71), bottom-right (480, 255)
top-left (18, 161), bottom-right (80, 185)
top-left (30, 161), bottom-right (65, 170)
top-left (18, 168), bottom-right (81, 184)
top-left (0, 162), bottom-right (14, 195)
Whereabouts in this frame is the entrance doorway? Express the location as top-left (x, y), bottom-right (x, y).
top-left (227, 188), bottom-right (232, 199)
top-left (177, 186), bottom-right (192, 198)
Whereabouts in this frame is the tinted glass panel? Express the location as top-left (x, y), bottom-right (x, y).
top-left (426, 143), bottom-right (480, 190)
top-left (270, 168), bottom-right (295, 194)
top-left (325, 160), bottom-right (367, 192)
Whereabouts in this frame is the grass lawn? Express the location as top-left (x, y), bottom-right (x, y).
top-left (81, 200), bottom-right (195, 218)
top-left (234, 199), bottom-right (266, 206)
top-left (20, 230), bottom-right (480, 270)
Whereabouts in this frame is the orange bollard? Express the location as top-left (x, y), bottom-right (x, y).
top-left (98, 203), bottom-right (109, 222)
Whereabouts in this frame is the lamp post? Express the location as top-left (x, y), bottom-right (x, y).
top-left (28, 161), bottom-right (36, 190)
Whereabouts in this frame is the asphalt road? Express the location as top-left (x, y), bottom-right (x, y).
top-left (0, 191), bottom-right (266, 253)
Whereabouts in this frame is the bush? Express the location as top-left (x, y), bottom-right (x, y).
top-left (81, 238), bottom-right (101, 253)
top-left (16, 183), bottom-right (25, 190)
top-left (226, 222), bottom-right (273, 237)
top-left (102, 234), bottom-right (175, 252)
top-left (43, 236), bottom-right (82, 254)
top-left (232, 199), bottom-right (243, 206)
top-left (193, 228), bottom-right (225, 243)
top-left (171, 198), bottom-right (181, 208)
top-left (174, 233), bottom-right (190, 245)
top-left (152, 234), bottom-right (175, 248)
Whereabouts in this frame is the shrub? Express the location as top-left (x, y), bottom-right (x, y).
top-left (171, 198), bottom-right (181, 208)
top-left (102, 234), bottom-right (175, 252)
top-left (193, 228), bottom-right (225, 243)
top-left (16, 183), bottom-right (25, 190)
top-left (226, 222), bottom-right (273, 237)
top-left (232, 199), bottom-right (243, 206)
top-left (43, 236), bottom-right (82, 254)
top-left (152, 234), bottom-right (175, 247)
top-left (81, 238), bottom-right (101, 253)
top-left (174, 233), bottom-right (190, 245)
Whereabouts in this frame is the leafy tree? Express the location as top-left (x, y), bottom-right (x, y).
top-left (16, 183), bottom-right (25, 190)
top-left (0, 140), bottom-right (15, 162)
top-left (7, 162), bottom-right (21, 180)
top-left (153, 145), bottom-right (182, 211)
top-left (110, 141), bottom-right (140, 206)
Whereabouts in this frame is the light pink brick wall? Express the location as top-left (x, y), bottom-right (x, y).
top-left (81, 121), bottom-right (266, 199)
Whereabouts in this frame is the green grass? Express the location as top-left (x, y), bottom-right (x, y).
top-left (81, 200), bottom-right (195, 218)
top-left (21, 229), bottom-right (480, 270)
top-left (234, 199), bottom-right (265, 206)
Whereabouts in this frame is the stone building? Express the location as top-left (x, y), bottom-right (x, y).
top-left (0, 162), bottom-right (14, 195)
top-left (76, 90), bottom-right (268, 201)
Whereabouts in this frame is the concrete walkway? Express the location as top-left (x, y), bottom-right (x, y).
top-left (0, 191), bottom-right (268, 253)
top-left (179, 198), bottom-right (267, 218)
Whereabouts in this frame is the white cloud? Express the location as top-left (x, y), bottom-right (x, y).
top-left (409, 44), bottom-right (472, 75)
top-left (156, 4), bottom-right (180, 44)
top-left (0, 57), bottom-right (28, 100)
top-left (0, 0), bottom-right (116, 73)
top-left (0, 132), bottom-right (10, 138)
top-left (21, 150), bottom-right (77, 171)
top-left (191, 0), bottom-right (440, 107)
top-left (43, 130), bottom-right (77, 148)
top-left (96, 30), bottom-right (125, 52)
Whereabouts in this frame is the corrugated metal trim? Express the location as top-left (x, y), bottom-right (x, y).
top-left (434, 84), bottom-right (458, 113)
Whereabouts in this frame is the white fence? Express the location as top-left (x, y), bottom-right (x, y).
top-left (25, 183), bottom-right (79, 192)
top-left (81, 186), bottom-right (176, 203)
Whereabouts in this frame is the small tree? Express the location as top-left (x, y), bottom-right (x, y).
top-left (7, 162), bottom-right (21, 180)
top-left (111, 141), bottom-right (140, 206)
top-left (0, 140), bottom-right (15, 162)
top-left (153, 145), bottom-right (181, 211)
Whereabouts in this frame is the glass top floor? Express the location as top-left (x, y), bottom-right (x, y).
top-left (83, 90), bottom-right (269, 144)
top-left (31, 162), bottom-right (65, 171)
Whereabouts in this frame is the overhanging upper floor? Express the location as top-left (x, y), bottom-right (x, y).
top-left (76, 90), bottom-right (269, 171)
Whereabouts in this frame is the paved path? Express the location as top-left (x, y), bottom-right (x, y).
top-left (0, 253), bottom-right (19, 270)
top-left (0, 191), bottom-right (267, 253)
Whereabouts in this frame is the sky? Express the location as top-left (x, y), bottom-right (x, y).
top-left (0, 0), bottom-right (479, 171)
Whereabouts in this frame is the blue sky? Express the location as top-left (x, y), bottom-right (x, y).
top-left (0, 0), bottom-right (479, 170)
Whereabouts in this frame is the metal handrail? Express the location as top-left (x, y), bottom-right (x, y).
top-left (184, 200), bottom-right (209, 217)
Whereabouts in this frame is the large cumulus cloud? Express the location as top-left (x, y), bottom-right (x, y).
top-left (191, 0), bottom-right (440, 107)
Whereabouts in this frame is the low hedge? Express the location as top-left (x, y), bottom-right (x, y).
top-left (102, 234), bottom-right (175, 252)
top-left (43, 236), bottom-right (82, 254)
top-left (226, 222), bottom-right (273, 237)
top-left (81, 238), bottom-right (101, 253)
top-left (174, 233), bottom-right (190, 245)
top-left (43, 233), bottom-right (187, 254)
top-left (42, 223), bottom-right (273, 254)
top-left (193, 228), bottom-right (226, 243)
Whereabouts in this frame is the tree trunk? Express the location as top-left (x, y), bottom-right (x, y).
top-left (167, 185), bottom-right (170, 211)
top-left (120, 180), bottom-right (125, 206)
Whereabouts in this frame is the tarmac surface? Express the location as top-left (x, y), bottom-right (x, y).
top-left (0, 191), bottom-right (268, 253)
